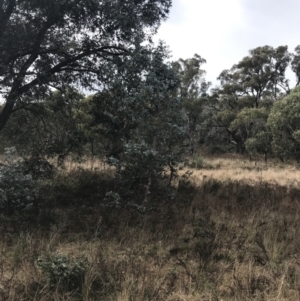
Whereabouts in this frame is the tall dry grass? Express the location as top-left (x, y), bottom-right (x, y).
top-left (188, 155), bottom-right (300, 187)
top-left (1, 156), bottom-right (300, 300)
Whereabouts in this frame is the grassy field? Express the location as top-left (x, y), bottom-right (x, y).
top-left (189, 155), bottom-right (300, 187)
top-left (1, 156), bottom-right (300, 300)
top-left (62, 155), bottom-right (300, 187)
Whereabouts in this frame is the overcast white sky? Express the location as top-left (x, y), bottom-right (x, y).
top-left (155, 0), bottom-right (300, 87)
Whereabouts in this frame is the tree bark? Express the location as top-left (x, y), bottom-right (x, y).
top-left (0, 97), bottom-right (15, 130)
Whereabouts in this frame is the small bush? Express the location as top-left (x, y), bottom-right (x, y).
top-left (190, 155), bottom-right (214, 169)
top-left (23, 155), bottom-right (55, 180)
top-left (193, 217), bottom-right (217, 267)
top-left (0, 147), bottom-right (38, 215)
top-left (45, 168), bottom-right (114, 207)
top-left (37, 254), bottom-right (87, 292)
top-left (193, 156), bottom-right (204, 169)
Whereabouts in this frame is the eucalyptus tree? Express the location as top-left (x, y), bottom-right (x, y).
top-left (207, 45), bottom-right (291, 153)
top-left (230, 107), bottom-right (271, 160)
top-left (218, 45), bottom-right (291, 106)
top-left (0, 0), bottom-right (171, 130)
top-left (268, 86), bottom-right (300, 161)
top-left (84, 43), bottom-right (187, 205)
top-left (291, 45), bottom-right (300, 86)
top-left (172, 54), bottom-right (211, 157)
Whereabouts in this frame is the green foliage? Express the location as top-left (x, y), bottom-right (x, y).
top-left (218, 45), bottom-right (291, 105)
top-left (194, 157), bottom-right (204, 169)
top-left (23, 155), bottom-right (55, 180)
top-left (231, 108), bottom-right (271, 157)
top-left (42, 168), bottom-right (114, 208)
top-left (0, 86), bottom-right (86, 164)
top-left (189, 155), bottom-right (214, 170)
top-left (0, 0), bottom-right (171, 130)
top-left (0, 147), bottom-right (37, 215)
top-left (43, 87), bottom-right (86, 162)
top-left (37, 254), bottom-right (87, 292)
top-left (200, 45), bottom-right (291, 154)
top-left (291, 45), bottom-right (300, 86)
top-left (193, 216), bottom-right (217, 267)
top-left (81, 43), bottom-right (188, 204)
top-left (268, 87), bottom-right (300, 160)
top-left (172, 54), bottom-right (211, 156)
top-left (190, 155), bottom-right (204, 169)
top-left (244, 132), bottom-right (271, 158)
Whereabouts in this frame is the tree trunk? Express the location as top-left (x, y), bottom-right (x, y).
top-left (0, 99), bottom-right (15, 131)
top-left (264, 151), bottom-right (268, 163)
top-left (143, 136), bottom-right (156, 204)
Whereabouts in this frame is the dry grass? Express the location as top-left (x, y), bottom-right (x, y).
top-left (1, 156), bottom-right (300, 300)
top-left (188, 155), bottom-right (300, 187)
top-left (2, 182), bottom-right (300, 301)
top-left (63, 155), bottom-right (300, 187)
top-left (62, 157), bottom-right (112, 172)
top-left (4, 152), bottom-right (299, 186)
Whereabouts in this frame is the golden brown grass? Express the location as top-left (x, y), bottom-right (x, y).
top-left (1, 156), bottom-right (300, 300)
top-left (63, 155), bottom-right (300, 187)
top-left (62, 156), bottom-right (111, 172)
top-left (188, 155), bottom-right (300, 187)
top-left (1, 183), bottom-right (300, 301)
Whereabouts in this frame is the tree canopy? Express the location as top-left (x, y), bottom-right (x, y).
top-left (0, 0), bottom-right (171, 130)
top-left (268, 86), bottom-right (300, 161)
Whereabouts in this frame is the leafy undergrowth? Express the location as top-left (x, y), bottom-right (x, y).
top-left (1, 169), bottom-right (300, 300)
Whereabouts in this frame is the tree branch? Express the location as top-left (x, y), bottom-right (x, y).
top-left (17, 19), bottom-right (55, 82)
top-left (18, 46), bottom-right (127, 95)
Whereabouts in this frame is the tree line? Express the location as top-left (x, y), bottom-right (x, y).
top-left (171, 45), bottom-right (300, 162)
top-left (4, 43), bottom-right (300, 162)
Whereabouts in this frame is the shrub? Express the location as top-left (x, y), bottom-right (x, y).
top-left (37, 254), bottom-right (87, 292)
top-left (190, 156), bottom-right (214, 170)
top-left (23, 155), bottom-right (55, 180)
top-left (0, 147), bottom-right (38, 215)
top-left (194, 155), bottom-right (204, 169)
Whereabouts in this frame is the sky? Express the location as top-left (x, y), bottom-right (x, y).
top-left (154, 0), bottom-right (300, 87)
